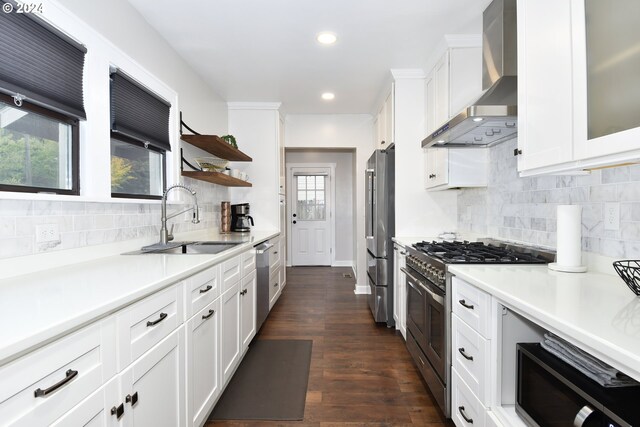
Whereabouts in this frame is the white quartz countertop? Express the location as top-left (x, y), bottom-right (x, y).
top-left (448, 264), bottom-right (640, 381)
top-left (0, 229), bottom-right (279, 366)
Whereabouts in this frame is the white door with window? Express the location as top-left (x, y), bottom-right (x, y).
top-left (288, 166), bottom-right (333, 266)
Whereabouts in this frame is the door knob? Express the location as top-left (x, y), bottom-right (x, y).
top-left (292, 220), bottom-right (297, 224)
top-left (293, 213), bottom-right (297, 218)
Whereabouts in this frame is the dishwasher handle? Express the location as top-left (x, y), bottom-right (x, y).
top-left (255, 242), bottom-right (274, 254)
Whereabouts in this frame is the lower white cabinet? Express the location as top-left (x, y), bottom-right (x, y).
top-left (393, 244), bottom-right (407, 339)
top-left (186, 299), bottom-right (221, 427)
top-left (120, 328), bottom-right (185, 427)
top-left (452, 369), bottom-right (486, 427)
top-left (50, 378), bottom-right (121, 427)
top-left (240, 270), bottom-right (257, 351)
top-left (269, 267), bottom-right (281, 310)
top-left (220, 282), bottom-right (241, 386)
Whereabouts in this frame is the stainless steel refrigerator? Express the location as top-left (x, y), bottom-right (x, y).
top-left (365, 144), bottom-right (395, 327)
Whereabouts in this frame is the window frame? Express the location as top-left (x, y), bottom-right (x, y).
top-left (110, 132), bottom-right (167, 200)
top-left (0, 93), bottom-right (80, 195)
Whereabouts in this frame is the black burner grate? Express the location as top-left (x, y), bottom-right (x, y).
top-left (413, 240), bottom-right (550, 264)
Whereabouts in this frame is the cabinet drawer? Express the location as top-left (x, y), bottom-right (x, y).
top-left (452, 314), bottom-right (491, 405)
top-left (269, 237), bottom-right (281, 272)
top-left (452, 368), bottom-right (486, 427)
top-left (117, 284), bottom-right (181, 370)
top-left (222, 255), bottom-right (242, 293)
top-left (242, 249), bottom-right (256, 278)
top-left (185, 265), bottom-right (220, 320)
top-left (268, 267), bottom-right (281, 310)
top-left (452, 277), bottom-right (491, 338)
top-left (0, 321), bottom-right (115, 427)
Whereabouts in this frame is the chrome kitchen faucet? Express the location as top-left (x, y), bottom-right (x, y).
top-left (159, 184), bottom-right (200, 244)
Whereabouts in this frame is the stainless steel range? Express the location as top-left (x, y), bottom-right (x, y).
top-left (402, 239), bottom-right (554, 417)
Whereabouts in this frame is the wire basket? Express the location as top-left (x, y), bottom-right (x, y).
top-left (613, 260), bottom-right (640, 296)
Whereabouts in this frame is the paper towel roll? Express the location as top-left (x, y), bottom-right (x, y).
top-left (549, 205), bottom-right (587, 272)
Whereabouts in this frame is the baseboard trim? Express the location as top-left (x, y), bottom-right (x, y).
top-left (354, 285), bottom-right (370, 295)
top-left (331, 260), bottom-right (353, 268)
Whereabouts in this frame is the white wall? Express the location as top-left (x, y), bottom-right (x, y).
top-left (286, 150), bottom-right (354, 265)
top-left (0, 0), bottom-right (231, 260)
top-left (393, 73), bottom-right (458, 238)
top-left (285, 114), bottom-right (374, 292)
top-left (227, 104), bottom-right (281, 231)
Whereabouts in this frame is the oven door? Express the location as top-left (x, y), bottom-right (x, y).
top-left (403, 266), bottom-right (427, 349)
top-left (424, 279), bottom-right (446, 381)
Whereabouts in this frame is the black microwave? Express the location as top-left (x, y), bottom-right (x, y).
top-left (516, 343), bottom-right (640, 427)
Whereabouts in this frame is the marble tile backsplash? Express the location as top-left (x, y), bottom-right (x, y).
top-left (457, 138), bottom-right (640, 259)
top-left (0, 177), bottom-right (228, 259)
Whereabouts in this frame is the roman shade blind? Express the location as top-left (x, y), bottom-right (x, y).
top-left (110, 71), bottom-right (172, 152)
top-left (0, 0), bottom-right (86, 119)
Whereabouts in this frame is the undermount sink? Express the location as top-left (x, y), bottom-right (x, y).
top-left (124, 241), bottom-right (242, 255)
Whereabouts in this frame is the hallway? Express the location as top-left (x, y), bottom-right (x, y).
top-left (208, 267), bottom-right (452, 426)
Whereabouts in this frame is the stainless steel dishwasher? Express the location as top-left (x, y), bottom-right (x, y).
top-left (255, 241), bottom-right (274, 332)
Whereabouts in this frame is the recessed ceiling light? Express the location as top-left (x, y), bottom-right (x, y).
top-left (321, 92), bottom-right (335, 100)
top-left (437, 140), bottom-right (445, 144)
top-left (317, 32), bottom-right (337, 45)
top-left (473, 117), bottom-right (484, 122)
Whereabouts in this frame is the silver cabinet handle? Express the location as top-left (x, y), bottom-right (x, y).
top-left (34, 369), bottom-right (78, 397)
top-left (459, 299), bottom-right (474, 310)
top-left (458, 406), bottom-right (473, 424)
top-left (458, 347), bottom-right (474, 361)
top-left (573, 405), bottom-right (595, 427)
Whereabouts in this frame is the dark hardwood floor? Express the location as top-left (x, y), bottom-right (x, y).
top-left (207, 266), bottom-right (454, 427)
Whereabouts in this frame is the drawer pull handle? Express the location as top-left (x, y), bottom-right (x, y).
top-left (147, 312), bottom-right (168, 327)
top-left (417, 355), bottom-right (426, 366)
top-left (199, 285), bottom-right (212, 293)
top-left (34, 369), bottom-right (78, 397)
top-left (458, 347), bottom-right (474, 361)
top-left (458, 406), bottom-right (473, 424)
top-left (274, 282), bottom-right (279, 288)
top-left (459, 299), bottom-right (474, 310)
top-left (202, 309), bottom-right (215, 320)
top-left (274, 251), bottom-right (278, 255)
top-left (111, 403), bottom-right (125, 419)
top-left (125, 391), bottom-right (139, 406)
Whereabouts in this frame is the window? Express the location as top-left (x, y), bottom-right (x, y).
top-left (296, 175), bottom-right (326, 220)
top-left (110, 70), bottom-right (171, 199)
top-left (0, 1), bottom-right (86, 194)
top-left (0, 95), bottom-right (78, 194)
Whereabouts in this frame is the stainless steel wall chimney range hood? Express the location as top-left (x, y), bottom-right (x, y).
top-left (422, 0), bottom-right (517, 148)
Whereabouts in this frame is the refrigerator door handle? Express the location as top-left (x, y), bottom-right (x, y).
top-left (365, 169), bottom-right (375, 239)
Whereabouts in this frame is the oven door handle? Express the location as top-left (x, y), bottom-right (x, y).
top-left (401, 268), bottom-right (444, 305)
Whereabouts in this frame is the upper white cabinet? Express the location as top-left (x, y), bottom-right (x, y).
top-left (424, 37), bottom-right (482, 137)
top-left (425, 148), bottom-right (488, 191)
top-left (374, 87), bottom-right (395, 149)
top-left (516, 0), bottom-right (640, 175)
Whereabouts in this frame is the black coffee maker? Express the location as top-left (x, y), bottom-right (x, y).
top-left (231, 203), bottom-right (254, 232)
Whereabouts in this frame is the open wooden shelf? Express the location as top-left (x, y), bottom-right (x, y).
top-left (181, 171), bottom-right (252, 187)
top-left (180, 134), bottom-right (252, 161)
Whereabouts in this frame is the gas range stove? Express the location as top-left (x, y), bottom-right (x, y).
top-left (405, 238), bottom-right (555, 290)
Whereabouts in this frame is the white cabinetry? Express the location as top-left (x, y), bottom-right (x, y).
top-left (374, 87), bottom-right (394, 149)
top-left (120, 328), bottom-right (185, 427)
top-left (393, 244), bottom-right (407, 339)
top-left (240, 270), bottom-right (257, 350)
top-left (451, 277), bottom-right (497, 427)
top-left (424, 38), bottom-right (482, 137)
top-left (424, 148), bottom-right (488, 191)
top-left (220, 281), bottom-right (241, 386)
top-left (186, 299), bottom-right (220, 427)
top-left (50, 378), bottom-right (120, 427)
top-left (516, 0), bottom-right (640, 175)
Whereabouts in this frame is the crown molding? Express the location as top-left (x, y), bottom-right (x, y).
top-left (390, 69), bottom-right (426, 80)
top-left (227, 102), bottom-right (282, 110)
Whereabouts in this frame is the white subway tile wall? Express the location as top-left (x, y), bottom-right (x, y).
top-left (0, 177), bottom-right (228, 259)
top-left (457, 139), bottom-right (640, 259)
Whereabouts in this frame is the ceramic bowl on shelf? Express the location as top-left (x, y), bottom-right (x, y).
top-left (194, 157), bottom-right (229, 172)
top-left (240, 172), bottom-right (249, 181)
top-left (230, 169), bottom-right (241, 179)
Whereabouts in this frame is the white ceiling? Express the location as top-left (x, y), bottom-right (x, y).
top-left (127, 0), bottom-right (490, 114)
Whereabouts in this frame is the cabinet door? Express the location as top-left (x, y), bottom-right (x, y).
top-left (268, 267), bottom-right (281, 310)
top-left (516, 0), bottom-right (574, 172)
top-left (278, 115), bottom-right (286, 194)
top-left (186, 299), bottom-right (220, 427)
top-left (120, 328), bottom-right (185, 427)
top-left (434, 51), bottom-right (450, 128)
top-left (384, 89), bottom-right (394, 145)
top-left (240, 270), bottom-right (257, 351)
top-left (393, 245), bottom-right (407, 339)
top-left (425, 71), bottom-right (436, 136)
top-left (449, 47), bottom-right (482, 116)
top-left (424, 148), bottom-right (438, 189)
top-left (432, 148), bottom-right (449, 188)
top-left (378, 103), bottom-right (387, 148)
top-left (220, 282), bottom-right (241, 385)
top-left (50, 379), bottom-right (121, 427)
